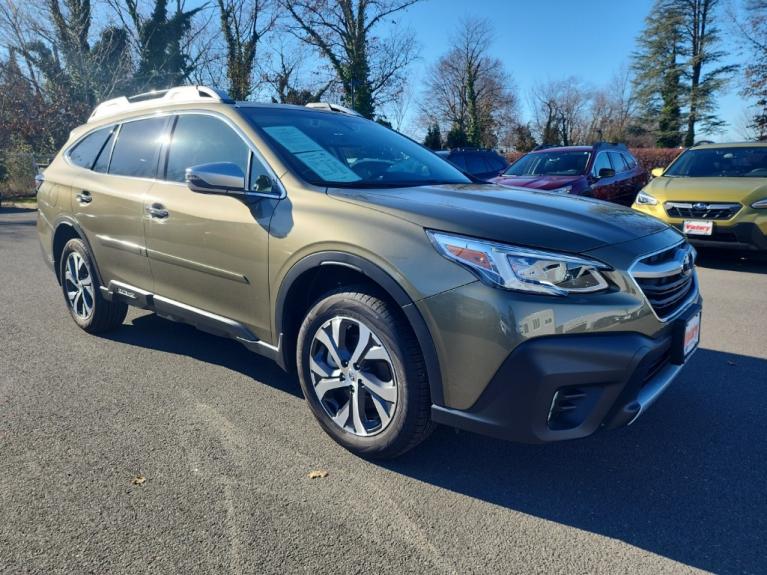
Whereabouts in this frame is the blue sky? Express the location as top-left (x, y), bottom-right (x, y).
top-left (384, 0), bottom-right (745, 141)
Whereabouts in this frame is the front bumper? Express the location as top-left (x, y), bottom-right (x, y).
top-left (632, 203), bottom-right (767, 251)
top-left (431, 303), bottom-right (700, 443)
top-left (670, 221), bottom-right (767, 251)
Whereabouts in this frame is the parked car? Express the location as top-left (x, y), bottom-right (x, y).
top-left (492, 143), bottom-right (648, 206)
top-left (37, 86), bottom-right (701, 458)
top-left (436, 148), bottom-right (509, 181)
top-left (633, 142), bottom-right (767, 251)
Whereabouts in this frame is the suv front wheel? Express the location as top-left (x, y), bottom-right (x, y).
top-left (296, 289), bottom-right (433, 458)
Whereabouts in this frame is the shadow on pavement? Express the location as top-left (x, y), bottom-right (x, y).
top-left (383, 348), bottom-right (767, 575)
top-left (103, 312), bottom-right (302, 399)
top-left (101, 309), bottom-right (765, 573)
top-left (695, 247), bottom-right (767, 274)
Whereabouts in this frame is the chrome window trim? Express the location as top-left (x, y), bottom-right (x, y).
top-left (64, 124), bottom-right (118, 171)
top-left (627, 240), bottom-right (700, 323)
top-left (64, 109), bottom-right (286, 200)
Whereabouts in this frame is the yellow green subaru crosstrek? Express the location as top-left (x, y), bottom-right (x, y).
top-left (633, 142), bottom-right (767, 251)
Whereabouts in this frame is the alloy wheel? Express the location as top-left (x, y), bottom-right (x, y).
top-left (64, 251), bottom-right (95, 320)
top-left (309, 316), bottom-right (398, 436)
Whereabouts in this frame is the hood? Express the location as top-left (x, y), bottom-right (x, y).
top-left (647, 176), bottom-right (767, 204)
top-left (490, 174), bottom-right (584, 190)
top-left (328, 184), bottom-right (669, 254)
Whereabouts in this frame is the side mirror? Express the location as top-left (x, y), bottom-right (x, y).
top-left (186, 162), bottom-right (245, 194)
top-left (651, 167), bottom-right (664, 178)
top-left (598, 167), bottom-right (616, 179)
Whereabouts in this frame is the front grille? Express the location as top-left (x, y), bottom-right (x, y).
top-left (631, 243), bottom-right (696, 321)
top-left (665, 201), bottom-right (741, 220)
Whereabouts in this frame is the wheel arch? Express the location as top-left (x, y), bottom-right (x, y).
top-left (274, 251), bottom-right (445, 406)
top-left (51, 217), bottom-right (103, 287)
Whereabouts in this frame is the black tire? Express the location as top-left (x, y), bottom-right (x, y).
top-left (59, 238), bottom-right (127, 333)
top-left (296, 288), bottom-right (434, 459)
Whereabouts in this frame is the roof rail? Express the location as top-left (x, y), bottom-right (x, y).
top-left (88, 85), bottom-right (234, 123)
top-left (593, 141), bottom-right (628, 150)
top-left (305, 102), bottom-right (362, 117)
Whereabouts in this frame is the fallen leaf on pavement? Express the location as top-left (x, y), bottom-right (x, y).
top-left (307, 470), bottom-right (329, 479)
top-left (131, 475), bottom-right (146, 486)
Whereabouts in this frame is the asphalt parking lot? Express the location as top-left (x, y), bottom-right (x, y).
top-left (1, 207), bottom-right (766, 575)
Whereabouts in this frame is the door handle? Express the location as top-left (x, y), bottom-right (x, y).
top-left (76, 191), bottom-right (92, 204)
top-left (146, 203), bottom-right (169, 219)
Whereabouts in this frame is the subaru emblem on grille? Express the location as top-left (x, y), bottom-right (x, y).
top-left (693, 202), bottom-right (708, 211)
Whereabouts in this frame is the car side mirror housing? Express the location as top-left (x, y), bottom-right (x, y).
top-left (253, 174), bottom-right (274, 193)
top-left (186, 162), bottom-right (246, 195)
top-left (651, 167), bottom-right (664, 178)
top-left (597, 167), bottom-right (616, 179)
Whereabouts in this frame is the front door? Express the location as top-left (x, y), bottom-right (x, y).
top-left (143, 113), bottom-right (280, 340)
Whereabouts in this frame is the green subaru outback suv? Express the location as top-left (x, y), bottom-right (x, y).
top-left (37, 86), bottom-right (702, 458)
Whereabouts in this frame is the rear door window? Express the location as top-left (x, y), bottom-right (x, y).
top-left (109, 117), bottom-right (168, 178)
top-left (165, 114), bottom-right (250, 183)
top-left (68, 126), bottom-right (114, 169)
top-left (592, 152), bottom-right (612, 176)
top-left (609, 152), bottom-right (628, 173)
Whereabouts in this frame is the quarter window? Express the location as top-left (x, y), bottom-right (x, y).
top-left (68, 127), bottom-right (113, 169)
top-left (109, 117), bottom-right (167, 178)
top-left (166, 114), bottom-right (250, 183)
top-left (622, 152), bottom-right (637, 169)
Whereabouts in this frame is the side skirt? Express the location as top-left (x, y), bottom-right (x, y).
top-left (100, 280), bottom-right (282, 364)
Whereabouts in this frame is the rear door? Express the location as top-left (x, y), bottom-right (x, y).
top-left (69, 118), bottom-right (166, 290)
top-left (143, 112), bottom-right (279, 339)
top-left (622, 152), bottom-right (647, 203)
top-left (608, 151), bottom-right (633, 206)
top-left (590, 151), bottom-right (620, 203)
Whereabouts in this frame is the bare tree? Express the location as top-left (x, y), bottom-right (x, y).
top-left (420, 17), bottom-right (518, 148)
top-left (216, 0), bottom-right (277, 100)
top-left (530, 78), bottom-right (590, 146)
top-left (260, 40), bottom-right (336, 104)
top-left (281, 0), bottom-right (421, 119)
top-left (586, 66), bottom-right (638, 142)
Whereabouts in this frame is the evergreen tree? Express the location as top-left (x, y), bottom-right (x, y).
top-left (632, 0), bottom-right (685, 147)
top-left (445, 124), bottom-right (468, 149)
top-left (423, 123), bottom-right (442, 149)
top-left (128, 0), bottom-right (203, 91)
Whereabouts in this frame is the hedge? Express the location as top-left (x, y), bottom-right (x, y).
top-left (504, 148), bottom-right (684, 173)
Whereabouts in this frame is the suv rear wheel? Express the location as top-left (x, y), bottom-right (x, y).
top-left (296, 289), bottom-right (433, 458)
top-left (59, 238), bottom-right (127, 333)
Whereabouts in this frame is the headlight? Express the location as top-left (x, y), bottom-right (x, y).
top-left (635, 190), bottom-right (658, 205)
top-left (548, 185), bottom-right (572, 194)
top-left (427, 231), bottom-right (611, 296)
top-left (752, 198), bottom-right (767, 209)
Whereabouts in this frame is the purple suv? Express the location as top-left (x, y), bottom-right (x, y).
top-left (491, 143), bottom-right (648, 206)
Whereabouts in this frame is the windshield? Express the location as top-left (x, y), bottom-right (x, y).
top-left (664, 147), bottom-right (767, 178)
top-left (240, 107), bottom-right (470, 188)
top-left (504, 150), bottom-right (590, 176)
